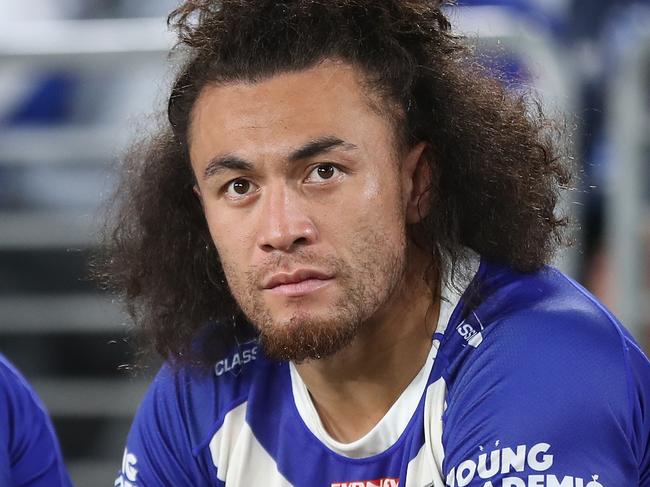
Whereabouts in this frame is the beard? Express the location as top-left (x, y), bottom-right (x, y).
top-left (220, 225), bottom-right (407, 363)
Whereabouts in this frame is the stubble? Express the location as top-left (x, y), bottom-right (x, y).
top-left (221, 224), bottom-right (407, 362)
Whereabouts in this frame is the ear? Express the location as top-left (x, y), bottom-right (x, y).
top-left (401, 142), bottom-right (432, 224)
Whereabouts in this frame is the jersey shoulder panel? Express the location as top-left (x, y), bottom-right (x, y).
top-left (0, 354), bottom-right (73, 487)
top-left (623, 331), bottom-right (650, 486)
top-left (440, 262), bottom-right (647, 486)
top-left (116, 340), bottom-right (262, 486)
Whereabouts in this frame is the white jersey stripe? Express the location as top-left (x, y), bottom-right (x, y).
top-left (209, 402), bottom-right (292, 486)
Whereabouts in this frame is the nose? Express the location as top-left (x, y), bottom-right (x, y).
top-left (256, 184), bottom-right (317, 253)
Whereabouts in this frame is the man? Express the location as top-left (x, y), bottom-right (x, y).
top-left (0, 353), bottom-right (72, 486)
top-left (107, 1), bottom-right (650, 486)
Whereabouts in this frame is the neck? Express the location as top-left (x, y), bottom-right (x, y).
top-left (294, 250), bottom-right (440, 443)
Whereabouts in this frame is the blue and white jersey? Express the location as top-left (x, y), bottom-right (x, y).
top-left (116, 258), bottom-right (650, 487)
top-left (0, 354), bottom-right (73, 487)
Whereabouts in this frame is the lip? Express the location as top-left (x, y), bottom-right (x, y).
top-left (262, 269), bottom-right (334, 297)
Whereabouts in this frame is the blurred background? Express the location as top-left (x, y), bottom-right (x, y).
top-left (0, 0), bottom-right (648, 485)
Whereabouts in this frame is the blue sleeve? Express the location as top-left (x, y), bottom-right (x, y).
top-left (626, 334), bottom-right (650, 486)
top-left (440, 300), bottom-right (650, 487)
top-left (0, 356), bottom-right (72, 487)
top-left (115, 365), bottom-right (216, 487)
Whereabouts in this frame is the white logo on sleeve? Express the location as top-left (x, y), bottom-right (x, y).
top-left (215, 345), bottom-right (259, 376)
top-left (456, 312), bottom-right (485, 348)
top-left (115, 448), bottom-right (139, 487)
top-left (445, 442), bottom-right (603, 487)
top-left (456, 322), bottom-right (483, 348)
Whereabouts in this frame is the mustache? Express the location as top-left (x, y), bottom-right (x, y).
top-left (245, 251), bottom-right (345, 284)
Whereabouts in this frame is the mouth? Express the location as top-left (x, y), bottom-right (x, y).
top-left (262, 269), bottom-right (334, 297)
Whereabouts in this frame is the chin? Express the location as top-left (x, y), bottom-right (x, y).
top-left (257, 313), bottom-right (363, 363)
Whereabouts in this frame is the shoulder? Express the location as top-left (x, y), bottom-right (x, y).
top-left (481, 263), bottom-right (638, 389)
top-left (445, 261), bottom-right (642, 415)
top-left (129, 339), bottom-right (265, 454)
top-left (450, 261), bottom-right (636, 373)
top-left (118, 340), bottom-right (269, 486)
top-left (440, 261), bottom-right (650, 485)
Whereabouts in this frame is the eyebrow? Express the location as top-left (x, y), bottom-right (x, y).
top-left (202, 136), bottom-right (358, 181)
top-left (203, 155), bottom-right (252, 180)
top-left (288, 136), bottom-right (358, 162)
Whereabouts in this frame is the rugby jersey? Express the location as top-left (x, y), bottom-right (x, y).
top-left (0, 354), bottom-right (72, 487)
top-left (115, 258), bottom-right (650, 486)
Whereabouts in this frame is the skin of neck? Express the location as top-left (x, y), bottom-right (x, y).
top-left (294, 245), bottom-right (440, 443)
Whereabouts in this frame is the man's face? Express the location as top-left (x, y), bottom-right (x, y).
top-left (190, 61), bottom-right (417, 362)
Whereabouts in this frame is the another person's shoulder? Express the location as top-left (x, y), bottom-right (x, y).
top-left (0, 353), bottom-right (73, 487)
top-left (0, 352), bottom-right (54, 428)
top-left (0, 352), bottom-right (38, 397)
top-left (0, 353), bottom-right (28, 400)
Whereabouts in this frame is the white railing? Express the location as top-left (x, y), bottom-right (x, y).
top-left (0, 17), bottom-right (172, 66)
top-left (606, 27), bottom-right (650, 339)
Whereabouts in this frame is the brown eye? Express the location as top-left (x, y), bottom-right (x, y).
top-left (225, 178), bottom-right (256, 199)
top-left (316, 164), bottom-right (335, 179)
top-left (305, 163), bottom-right (342, 184)
top-left (232, 180), bottom-right (250, 194)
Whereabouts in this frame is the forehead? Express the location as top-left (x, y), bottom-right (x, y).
top-left (188, 61), bottom-right (396, 163)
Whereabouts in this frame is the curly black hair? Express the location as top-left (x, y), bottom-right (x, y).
top-left (98, 0), bottom-right (571, 365)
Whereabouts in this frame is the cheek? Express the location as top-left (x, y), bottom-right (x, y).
top-left (347, 174), bottom-right (405, 236)
top-left (203, 206), bottom-right (254, 270)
